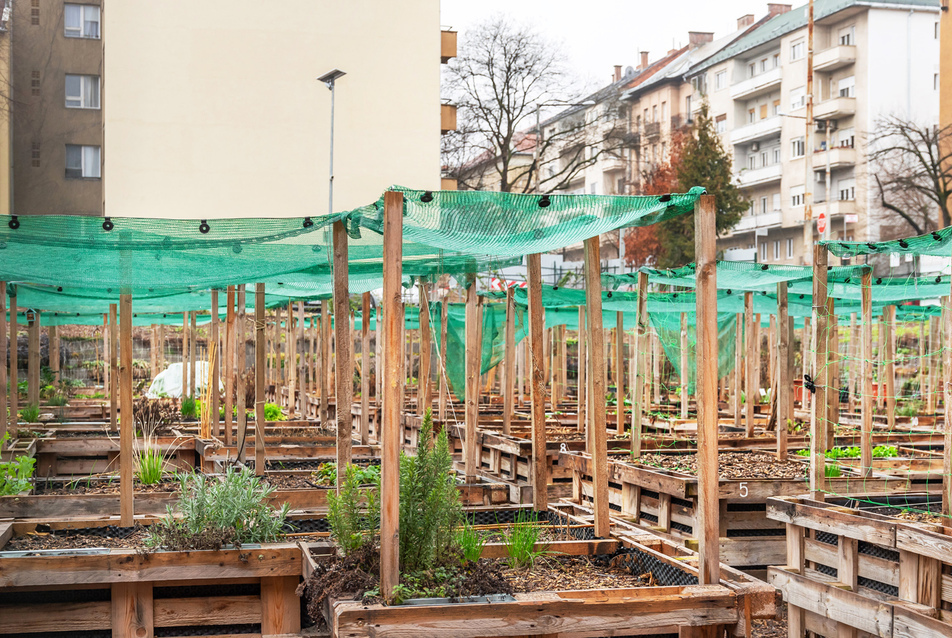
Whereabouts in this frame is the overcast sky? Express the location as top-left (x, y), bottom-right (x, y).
top-left (441, 0), bottom-right (776, 87)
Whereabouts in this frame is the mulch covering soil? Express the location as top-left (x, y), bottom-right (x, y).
top-left (502, 554), bottom-right (653, 592)
top-left (633, 451), bottom-right (806, 479)
top-left (4, 526), bottom-right (148, 551)
top-left (892, 509), bottom-right (946, 525)
top-left (752, 603), bottom-right (787, 638)
top-left (34, 478), bottom-right (181, 495)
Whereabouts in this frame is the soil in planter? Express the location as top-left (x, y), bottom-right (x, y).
top-left (503, 554), bottom-right (653, 592)
top-left (4, 526), bottom-right (148, 551)
top-left (34, 478), bottom-right (181, 495)
top-left (632, 451), bottom-right (806, 480)
top-left (752, 602), bottom-right (787, 638)
top-left (892, 509), bottom-right (945, 525)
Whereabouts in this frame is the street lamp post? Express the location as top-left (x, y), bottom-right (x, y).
top-left (318, 69), bottom-right (346, 216)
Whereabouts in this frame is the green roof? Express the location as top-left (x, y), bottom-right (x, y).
top-left (689, 0), bottom-right (940, 75)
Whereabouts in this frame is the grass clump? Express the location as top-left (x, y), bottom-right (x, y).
top-left (135, 445), bottom-right (167, 485)
top-left (825, 464), bottom-right (842, 478)
top-left (18, 404), bottom-right (40, 423)
top-left (180, 395), bottom-right (198, 420)
top-left (503, 511), bottom-right (549, 569)
top-left (455, 520), bottom-right (484, 565)
top-left (146, 465), bottom-right (289, 550)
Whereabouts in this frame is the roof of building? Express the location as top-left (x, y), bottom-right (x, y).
top-left (689, 0), bottom-right (940, 75)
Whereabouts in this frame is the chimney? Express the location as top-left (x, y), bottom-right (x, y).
top-left (737, 14), bottom-right (755, 29)
top-left (613, 65), bottom-right (622, 82)
top-left (639, 51), bottom-right (649, 69)
top-left (688, 31), bottom-right (714, 47)
top-left (767, 3), bottom-right (792, 17)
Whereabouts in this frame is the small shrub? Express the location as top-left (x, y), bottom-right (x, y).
top-left (47, 394), bottom-right (69, 407)
top-left (146, 466), bottom-right (289, 550)
top-left (504, 511), bottom-right (548, 569)
top-left (0, 433), bottom-right (35, 495)
top-left (19, 404), bottom-right (40, 423)
top-left (456, 521), bottom-right (484, 564)
top-left (327, 463), bottom-right (380, 557)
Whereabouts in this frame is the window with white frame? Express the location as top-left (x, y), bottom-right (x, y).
top-left (715, 114), bottom-right (727, 134)
top-left (761, 196), bottom-right (768, 214)
top-left (773, 193), bottom-right (782, 211)
top-left (773, 52), bottom-right (781, 68)
top-left (773, 240), bottom-right (780, 260)
top-left (790, 39), bottom-right (804, 61)
top-left (715, 70), bottom-right (727, 91)
top-left (661, 101), bottom-right (668, 122)
top-left (65, 144), bottom-right (100, 179)
top-left (838, 127), bottom-right (854, 148)
top-left (65, 74), bottom-right (100, 109)
top-left (773, 147), bottom-right (781, 164)
top-left (64, 4), bottom-right (100, 39)
top-left (786, 238), bottom-right (793, 258)
top-left (838, 25), bottom-right (855, 46)
top-left (652, 105), bottom-right (658, 122)
top-left (761, 151), bottom-right (768, 167)
top-left (760, 242), bottom-right (768, 261)
top-left (760, 58), bottom-right (769, 73)
top-left (790, 86), bottom-right (805, 110)
top-left (791, 185), bottom-right (805, 207)
top-left (748, 62), bottom-right (756, 78)
top-left (791, 137), bottom-right (805, 158)
top-left (838, 177), bottom-right (855, 201)
top-left (748, 154), bottom-right (756, 170)
top-left (838, 76), bottom-right (855, 98)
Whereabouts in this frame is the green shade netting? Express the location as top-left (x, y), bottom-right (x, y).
top-left (822, 227), bottom-right (952, 258)
top-left (8, 311), bottom-right (215, 327)
top-left (649, 309), bottom-right (737, 395)
top-left (785, 274), bottom-right (951, 304)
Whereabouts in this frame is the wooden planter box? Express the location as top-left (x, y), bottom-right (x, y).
top-left (767, 495), bottom-right (952, 638)
top-left (559, 451), bottom-right (908, 570)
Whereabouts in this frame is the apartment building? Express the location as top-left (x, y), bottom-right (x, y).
top-left (686, 0), bottom-right (941, 264)
top-left (10, 1), bottom-right (451, 218)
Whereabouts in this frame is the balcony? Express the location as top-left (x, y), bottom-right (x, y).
top-left (441, 30), bottom-right (457, 63)
top-left (815, 96), bottom-right (856, 120)
top-left (814, 45), bottom-right (856, 72)
top-left (644, 121), bottom-right (661, 140)
top-left (736, 163), bottom-right (782, 187)
top-left (730, 116), bottom-right (782, 145)
top-left (730, 66), bottom-right (782, 100)
top-left (812, 145), bottom-right (856, 170)
top-left (814, 199), bottom-right (858, 220)
top-left (441, 103), bottom-right (457, 134)
top-left (733, 210), bottom-right (782, 232)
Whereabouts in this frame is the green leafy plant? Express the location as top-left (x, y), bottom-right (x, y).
top-left (264, 403), bottom-right (285, 421)
top-left (180, 395), bottom-right (198, 420)
top-left (313, 462), bottom-right (379, 487)
top-left (455, 520), bottom-right (484, 565)
top-left (146, 466), bottom-right (289, 550)
top-left (19, 404), bottom-right (40, 423)
top-left (504, 510), bottom-right (549, 569)
top-left (0, 433), bottom-right (35, 496)
top-left (896, 401), bottom-right (922, 417)
top-left (825, 464), bottom-right (842, 478)
top-left (327, 463), bottom-right (381, 556)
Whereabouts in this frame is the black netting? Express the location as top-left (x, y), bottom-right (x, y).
top-left (640, 512), bottom-right (660, 523)
top-left (858, 541), bottom-right (899, 562)
top-left (815, 563), bottom-right (838, 578)
top-left (617, 548), bottom-right (699, 587)
top-left (725, 527), bottom-right (786, 537)
top-left (727, 502), bottom-right (767, 512)
top-left (467, 508), bottom-right (536, 526)
top-left (0, 632), bottom-right (110, 638)
top-left (153, 583), bottom-right (259, 599)
top-left (858, 576), bottom-right (898, 597)
top-left (815, 531), bottom-right (838, 545)
top-left (0, 588), bottom-right (110, 605)
top-left (284, 518), bottom-right (330, 533)
top-left (671, 496), bottom-right (694, 509)
top-left (641, 489), bottom-right (661, 500)
top-left (156, 625), bottom-right (260, 637)
top-left (671, 521), bottom-right (693, 534)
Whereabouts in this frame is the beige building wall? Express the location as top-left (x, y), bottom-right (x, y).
top-left (104, 0), bottom-right (441, 219)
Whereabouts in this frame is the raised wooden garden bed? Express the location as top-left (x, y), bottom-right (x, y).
top-left (767, 495), bottom-right (952, 638)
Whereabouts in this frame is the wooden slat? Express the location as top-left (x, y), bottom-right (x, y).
top-left (502, 286), bottom-right (515, 436)
top-left (464, 276), bottom-right (479, 482)
top-left (631, 272), bottom-right (648, 457)
top-left (0, 600), bottom-right (111, 633)
top-left (810, 245), bottom-right (829, 500)
top-left (112, 581), bottom-right (153, 638)
top-left (255, 284), bottom-right (266, 474)
top-left (119, 295), bottom-right (134, 526)
top-left (527, 253), bottom-right (547, 511)
top-left (583, 237), bottom-right (609, 539)
top-left (153, 595), bottom-right (261, 627)
top-left (334, 220), bottom-right (353, 481)
top-left (261, 575), bottom-right (301, 635)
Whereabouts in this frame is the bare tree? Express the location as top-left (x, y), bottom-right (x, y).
top-left (442, 16), bottom-right (629, 193)
top-left (868, 116), bottom-right (952, 236)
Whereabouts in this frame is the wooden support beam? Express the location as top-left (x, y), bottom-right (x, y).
top-left (418, 280), bottom-right (432, 417)
top-left (438, 296), bottom-right (448, 421)
top-left (810, 244), bottom-right (829, 501)
top-left (694, 194), bottom-right (719, 587)
top-left (527, 254), bottom-right (547, 511)
top-left (884, 304), bottom-right (896, 430)
top-left (380, 190), bottom-right (404, 603)
top-left (236, 285), bottom-right (249, 462)
top-left (827, 299), bottom-right (837, 450)
top-left (320, 299), bottom-right (331, 424)
top-left (110, 305), bottom-right (118, 432)
top-left (119, 294), bottom-right (134, 527)
top-left (111, 581), bottom-right (153, 638)
top-left (616, 311), bottom-right (625, 435)
top-left (577, 306), bottom-right (586, 434)
top-left (361, 292), bottom-right (371, 445)
top-left (943, 295), bottom-right (952, 517)
top-left (464, 276), bottom-right (479, 482)
top-left (261, 575), bottom-right (301, 635)
top-left (255, 284), bottom-right (266, 475)
top-left (680, 312), bottom-right (688, 420)
top-left (189, 311), bottom-right (197, 399)
top-left (583, 237), bottom-right (609, 538)
top-left (224, 285), bottom-right (236, 445)
top-left (744, 292), bottom-right (755, 436)
top-left (27, 309), bottom-right (39, 407)
top-left (7, 287), bottom-right (15, 431)
top-left (181, 312), bottom-right (188, 400)
top-left (503, 285), bottom-right (515, 436)
top-left (777, 282), bottom-right (790, 461)
top-left (861, 270), bottom-right (873, 478)
top-left (631, 272), bottom-right (648, 457)
top-left (734, 313), bottom-right (742, 429)
top-left (211, 289), bottom-right (221, 438)
top-left (0, 281), bottom-right (6, 440)
top-left (334, 220), bottom-right (353, 482)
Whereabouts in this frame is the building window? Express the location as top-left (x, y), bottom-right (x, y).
top-left (64, 4), bottom-right (101, 39)
top-left (761, 151), bottom-right (768, 167)
top-left (760, 104), bottom-right (768, 120)
top-left (761, 197), bottom-right (768, 213)
top-left (773, 147), bottom-right (781, 164)
top-left (791, 137), bottom-right (805, 158)
top-left (661, 101), bottom-right (668, 122)
top-left (748, 62), bottom-right (756, 78)
top-left (838, 25), bottom-right (855, 46)
top-left (772, 99), bottom-right (780, 116)
top-left (773, 53), bottom-right (781, 68)
top-left (760, 242), bottom-right (768, 262)
top-left (30, 0), bottom-right (39, 25)
top-left (65, 74), bottom-right (100, 109)
top-left (652, 105), bottom-right (658, 122)
top-left (791, 185), bottom-right (804, 207)
top-left (838, 76), bottom-right (855, 98)
top-left (786, 238), bottom-right (793, 259)
top-left (65, 144), bottom-right (100, 179)
top-left (589, 182), bottom-right (596, 194)
top-left (31, 142), bottom-right (40, 168)
top-left (748, 108), bottom-right (756, 124)
top-left (790, 86), bottom-right (805, 110)
top-left (760, 58), bottom-right (769, 73)
top-left (31, 70), bottom-right (40, 96)
top-left (935, 73), bottom-right (940, 91)
top-left (790, 40), bottom-right (804, 61)
top-left (773, 240), bottom-right (780, 260)
top-left (749, 154), bottom-right (756, 170)
top-left (715, 70), bottom-right (727, 91)
top-left (685, 95), bottom-right (692, 121)
top-left (715, 114), bottom-right (727, 134)
top-left (773, 193), bottom-right (781, 211)
top-left (838, 178), bottom-right (855, 201)
top-left (838, 127), bottom-right (855, 148)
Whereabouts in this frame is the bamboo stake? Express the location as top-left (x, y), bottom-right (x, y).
top-left (583, 237), bottom-right (609, 538)
top-left (119, 294), bottom-right (134, 527)
top-left (333, 220), bottom-right (353, 482)
top-left (527, 254), bottom-right (547, 511)
top-left (809, 245), bottom-right (829, 501)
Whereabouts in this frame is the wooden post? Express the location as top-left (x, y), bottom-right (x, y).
top-left (236, 285), bottom-right (249, 462)
top-left (418, 280), bottom-right (432, 417)
top-left (27, 310), bottom-right (39, 407)
top-left (360, 292), bottom-right (371, 444)
top-left (943, 294), bottom-right (952, 516)
top-left (286, 302), bottom-right (296, 417)
top-left (438, 296), bottom-right (448, 421)
top-left (927, 316), bottom-right (937, 413)
top-left (210, 289), bottom-right (220, 437)
top-left (577, 306), bottom-right (586, 434)
top-left (119, 294), bottom-right (134, 527)
top-left (877, 317), bottom-right (886, 411)
top-left (464, 275), bottom-right (479, 483)
top-left (744, 292), bottom-right (755, 436)
top-left (884, 304), bottom-right (896, 430)
top-left (631, 272), bottom-right (649, 457)
top-left (848, 312), bottom-right (858, 414)
top-left (527, 254), bottom-right (547, 511)
top-left (0, 281), bottom-right (7, 440)
top-left (768, 315), bottom-right (776, 396)
top-left (8, 287), bottom-right (15, 429)
top-left (826, 298), bottom-right (838, 450)
top-left (694, 193), bottom-right (719, 586)
top-left (254, 284), bottom-right (266, 475)
top-left (583, 237), bottom-right (609, 538)
top-left (224, 285), bottom-right (236, 445)
top-left (861, 270), bottom-right (873, 477)
top-left (734, 313), bottom-right (742, 429)
top-left (110, 305), bottom-right (118, 432)
top-left (333, 220), bottom-right (353, 483)
top-left (777, 282), bottom-right (790, 460)
top-left (149, 324), bottom-right (157, 388)
top-left (616, 311), bottom-right (625, 435)
top-left (503, 286), bottom-right (515, 435)
top-left (49, 324), bottom-right (59, 384)
top-left (679, 312), bottom-right (688, 419)
top-left (181, 312), bottom-right (188, 399)
top-left (298, 302), bottom-right (306, 415)
top-left (320, 299), bottom-right (331, 424)
top-left (809, 245), bottom-right (829, 501)
top-left (189, 311), bottom-right (197, 400)
top-left (652, 329), bottom-right (661, 406)
top-left (754, 315), bottom-right (762, 407)
top-left (111, 582), bottom-right (153, 638)
top-left (380, 190), bottom-right (404, 603)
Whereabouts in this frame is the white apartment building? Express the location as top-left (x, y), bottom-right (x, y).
top-left (686, 0), bottom-right (941, 264)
